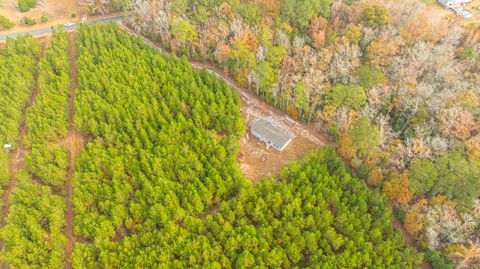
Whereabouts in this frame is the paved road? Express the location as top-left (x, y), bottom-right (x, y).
top-left (0, 15), bottom-right (127, 41)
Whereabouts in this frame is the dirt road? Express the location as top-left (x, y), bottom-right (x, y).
top-left (63, 31), bottom-right (82, 269)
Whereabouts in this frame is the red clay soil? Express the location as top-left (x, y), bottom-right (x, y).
top-left (392, 218), bottom-right (432, 269)
top-left (392, 218), bottom-right (416, 249)
top-left (63, 31), bottom-right (81, 269)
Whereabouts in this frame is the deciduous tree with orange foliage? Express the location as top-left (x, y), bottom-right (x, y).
top-left (382, 172), bottom-right (412, 206)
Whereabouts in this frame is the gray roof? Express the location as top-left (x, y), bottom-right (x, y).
top-left (251, 119), bottom-right (293, 149)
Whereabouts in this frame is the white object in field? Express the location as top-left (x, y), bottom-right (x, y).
top-left (64, 22), bottom-right (75, 27)
top-left (3, 144), bottom-right (12, 149)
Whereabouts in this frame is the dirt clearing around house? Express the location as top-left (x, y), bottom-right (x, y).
top-left (236, 91), bottom-right (326, 181)
top-left (238, 132), bottom-right (322, 181)
top-left (191, 62), bottom-right (328, 181)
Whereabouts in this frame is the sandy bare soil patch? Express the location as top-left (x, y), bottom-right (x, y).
top-left (236, 94), bottom-right (326, 181)
top-left (238, 131), bottom-right (321, 181)
top-left (0, 0), bottom-right (83, 32)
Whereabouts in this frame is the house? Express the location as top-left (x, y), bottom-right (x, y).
top-left (438, 0), bottom-right (472, 8)
top-left (251, 119), bottom-right (293, 152)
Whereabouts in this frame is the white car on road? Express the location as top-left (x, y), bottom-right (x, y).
top-left (454, 9), bottom-right (473, 19)
top-left (64, 22), bottom-right (76, 27)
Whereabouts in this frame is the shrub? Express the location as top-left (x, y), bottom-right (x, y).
top-left (40, 14), bottom-right (48, 23)
top-left (460, 47), bottom-right (476, 60)
top-left (357, 163), bottom-right (370, 180)
top-left (22, 17), bottom-right (36, 26)
top-left (18, 0), bottom-right (36, 12)
top-left (0, 15), bottom-right (14, 30)
top-left (426, 250), bottom-right (453, 269)
top-left (393, 207), bottom-right (405, 222)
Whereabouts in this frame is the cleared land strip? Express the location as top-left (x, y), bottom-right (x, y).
top-left (63, 31), bottom-right (83, 269)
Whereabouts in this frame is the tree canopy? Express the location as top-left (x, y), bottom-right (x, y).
top-left (66, 24), bottom-right (418, 268)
